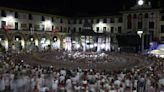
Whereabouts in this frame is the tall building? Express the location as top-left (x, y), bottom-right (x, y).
top-left (0, 0), bottom-right (163, 52)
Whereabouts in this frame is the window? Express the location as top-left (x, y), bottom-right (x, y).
top-left (73, 27), bottom-right (76, 33)
top-left (79, 27), bottom-right (82, 32)
top-left (111, 27), bottom-right (114, 33)
top-left (64, 27), bottom-right (67, 32)
top-left (1, 10), bottom-right (6, 17)
top-left (41, 25), bottom-right (45, 31)
top-left (90, 19), bottom-right (93, 24)
top-left (138, 22), bottom-right (142, 29)
top-left (96, 27), bottom-right (99, 32)
top-left (52, 25), bottom-right (54, 30)
top-left (161, 16), bottom-right (164, 21)
top-left (118, 17), bottom-right (122, 23)
top-left (133, 14), bottom-right (137, 19)
top-left (15, 22), bottom-right (18, 30)
top-left (51, 17), bottom-right (54, 22)
top-left (149, 22), bottom-right (154, 29)
top-left (161, 37), bottom-right (164, 41)
top-left (29, 14), bottom-right (33, 20)
top-left (68, 20), bottom-right (71, 24)
top-left (103, 27), bottom-right (106, 32)
top-left (34, 25), bottom-right (39, 30)
top-left (110, 18), bottom-right (114, 23)
top-left (1, 21), bottom-right (6, 28)
top-left (96, 19), bottom-right (99, 23)
top-left (151, 12), bottom-right (154, 15)
top-left (41, 16), bottom-right (45, 21)
top-left (161, 25), bottom-right (164, 33)
top-left (15, 12), bottom-right (18, 18)
top-left (60, 26), bottom-right (63, 32)
top-left (29, 23), bottom-right (32, 30)
top-left (68, 27), bottom-right (71, 33)
top-left (103, 19), bottom-right (107, 23)
top-left (84, 19), bottom-right (88, 23)
top-left (73, 20), bottom-right (76, 24)
top-left (145, 13), bottom-right (149, 18)
top-left (79, 20), bottom-right (82, 24)
top-left (118, 26), bottom-right (122, 33)
top-left (60, 18), bottom-right (63, 23)
top-left (127, 14), bottom-right (132, 29)
top-left (21, 23), bottom-right (27, 30)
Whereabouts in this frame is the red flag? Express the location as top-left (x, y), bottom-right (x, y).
top-left (3, 25), bottom-right (9, 33)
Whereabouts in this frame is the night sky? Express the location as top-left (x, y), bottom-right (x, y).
top-left (0, 0), bottom-right (163, 16)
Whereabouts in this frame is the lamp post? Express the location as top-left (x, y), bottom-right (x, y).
top-left (137, 31), bottom-right (144, 53)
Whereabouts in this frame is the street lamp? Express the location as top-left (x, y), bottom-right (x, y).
top-left (137, 31), bottom-right (144, 53)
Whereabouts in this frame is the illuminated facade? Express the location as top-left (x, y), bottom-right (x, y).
top-left (0, 0), bottom-right (164, 52)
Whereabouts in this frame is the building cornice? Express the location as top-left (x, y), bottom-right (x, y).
top-left (0, 6), bottom-right (70, 18)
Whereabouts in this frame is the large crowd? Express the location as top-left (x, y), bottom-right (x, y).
top-left (0, 50), bottom-right (163, 92)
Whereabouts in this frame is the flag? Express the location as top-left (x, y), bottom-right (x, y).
top-left (3, 25), bottom-right (9, 33)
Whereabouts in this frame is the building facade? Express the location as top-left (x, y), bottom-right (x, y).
top-left (0, 0), bottom-right (164, 52)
